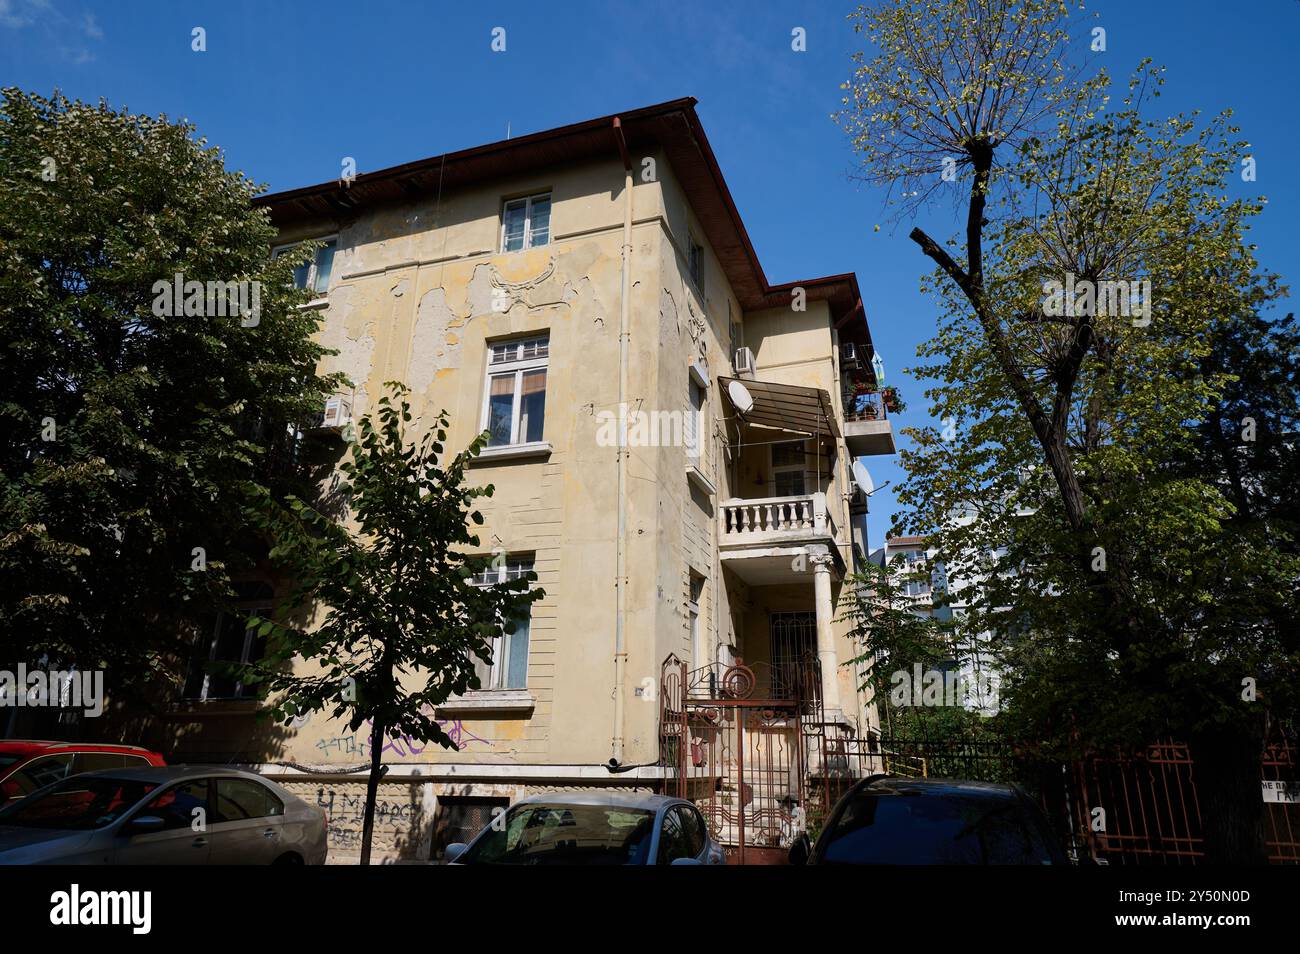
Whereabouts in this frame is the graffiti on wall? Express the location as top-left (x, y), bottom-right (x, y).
top-left (313, 786), bottom-right (421, 851)
top-left (314, 714), bottom-right (493, 761)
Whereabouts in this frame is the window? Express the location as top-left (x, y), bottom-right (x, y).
top-left (657, 807), bottom-right (695, 864)
top-left (0, 754), bottom-right (74, 802)
top-left (771, 440), bottom-right (807, 497)
top-left (457, 804), bottom-right (655, 865)
top-left (688, 574), bottom-right (706, 670)
top-left (686, 379), bottom-right (704, 461)
top-left (74, 753), bottom-right (146, 774)
top-left (899, 549), bottom-right (931, 597)
top-left (183, 581), bottom-right (275, 701)
top-left (482, 335), bottom-right (549, 447)
top-left (688, 235), bottom-right (705, 293)
top-left (273, 237), bottom-right (336, 295)
top-left (139, 780), bottom-right (210, 831)
top-left (680, 806), bottom-right (707, 857)
top-left (469, 555), bottom-right (535, 690)
top-left (433, 796), bottom-right (509, 861)
top-left (214, 778), bottom-right (284, 822)
top-left (500, 193), bottom-right (551, 252)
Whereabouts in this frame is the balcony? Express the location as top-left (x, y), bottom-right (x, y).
top-left (842, 390), bottom-right (896, 456)
top-left (719, 492), bottom-right (842, 584)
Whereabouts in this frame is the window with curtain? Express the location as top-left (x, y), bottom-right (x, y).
top-left (483, 335), bottom-right (548, 447)
top-left (469, 555), bottom-right (534, 690)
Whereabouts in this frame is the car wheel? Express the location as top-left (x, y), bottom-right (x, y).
top-left (273, 852), bottom-right (304, 866)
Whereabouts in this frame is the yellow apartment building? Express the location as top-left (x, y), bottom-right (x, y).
top-left (162, 98), bottom-right (897, 862)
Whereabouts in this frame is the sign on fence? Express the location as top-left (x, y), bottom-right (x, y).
top-left (1261, 780), bottom-right (1300, 804)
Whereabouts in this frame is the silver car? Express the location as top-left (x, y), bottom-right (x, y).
top-left (445, 791), bottom-right (726, 865)
top-left (0, 765), bottom-right (327, 865)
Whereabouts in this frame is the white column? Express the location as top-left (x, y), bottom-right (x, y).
top-left (810, 547), bottom-right (843, 721)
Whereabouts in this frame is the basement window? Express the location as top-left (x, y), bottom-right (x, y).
top-left (501, 193), bottom-right (551, 252)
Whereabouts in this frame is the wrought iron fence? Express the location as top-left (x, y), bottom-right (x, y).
top-left (660, 654), bottom-right (1298, 864)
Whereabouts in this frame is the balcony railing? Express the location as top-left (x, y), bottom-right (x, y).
top-left (844, 389), bottom-right (887, 423)
top-left (720, 492), bottom-right (836, 543)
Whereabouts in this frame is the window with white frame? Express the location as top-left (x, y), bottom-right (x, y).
top-left (500, 193), bottom-right (551, 252)
top-left (771, 440), bottom-right (807, 497)
top-left (469, 555), bottom-right (535, 690)
top-left (902, 549), bottom-right (931, 597)
top-left (273, 237), bottom-right (336, 295)
top-left (183, 582), bottom-right (274, 700)
top-left (483, 335), bottom-right (549, 447)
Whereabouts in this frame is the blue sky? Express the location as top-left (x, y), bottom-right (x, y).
top-left (4, 0), bottom-right (1297, 550)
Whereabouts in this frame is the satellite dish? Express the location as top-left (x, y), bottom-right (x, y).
top-left (728, 380), bottom-right (754, 415)
top-left (852, 460), bottom-right (874, 496)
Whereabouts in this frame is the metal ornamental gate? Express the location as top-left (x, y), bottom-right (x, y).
top-left (659, 654), bottom-right (818, 863)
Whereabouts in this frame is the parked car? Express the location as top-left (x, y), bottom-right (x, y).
top-left (789, 775), bottom-right (1069, 865)
top-left (0, 765), bottom-right (327, 865)
top-left (445, 792), bottom-right (726, 865)
top-left (0, 740), bottom-right (166, 806)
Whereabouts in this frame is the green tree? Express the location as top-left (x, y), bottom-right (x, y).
top-left (839, 1), bottom-right (1299, 862)
top-left (841, 554), bottom-right (982, 739)
top-left (241, 385), bottom-right (541, 865)
top-left (0, 89), bottom-right (340, 702)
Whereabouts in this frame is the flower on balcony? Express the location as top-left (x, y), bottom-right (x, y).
top-left (881, 386), bottom-right (905, 414)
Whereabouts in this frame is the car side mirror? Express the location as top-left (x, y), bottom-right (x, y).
top-left (670, 856), bottom-right (703, 865)
top-left (125, 815), bottom-right (166, 836)
top-left (787, 832), bottom-right (811, 866)
top-left (443, 842), bottom-right (468, 863)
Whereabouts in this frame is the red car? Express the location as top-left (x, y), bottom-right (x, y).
top-left (0, 741), bottom-right (166, 805)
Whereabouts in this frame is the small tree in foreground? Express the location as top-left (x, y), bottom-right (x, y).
top-left (840, 555), bottom-right (982, 739)
top-left (240, 383), bottom-right (540, 864)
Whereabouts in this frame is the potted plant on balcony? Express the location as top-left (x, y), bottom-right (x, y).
top-left (881, 386), bottom-right (905, 414)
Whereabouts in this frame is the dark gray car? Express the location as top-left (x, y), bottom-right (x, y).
top-left (0, 765), bottom-right (327, 865)
top-left (790, 775), bottom-right (1070, 865)
top-left (445, 791), bottom-right (726, 865)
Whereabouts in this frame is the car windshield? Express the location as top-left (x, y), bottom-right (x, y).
top-left (819, 790), bottom-right (1055, 865)
top-left (0, 776), bottom-right (159, 830)
top-left (457, 804), bottom-right (656, 865)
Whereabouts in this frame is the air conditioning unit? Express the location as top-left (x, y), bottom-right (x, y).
top-left (732, 347), bottom-right (755, 376)
top-left (311, 394), bottom-right (352, 432)
top-left (841, 342), bottom-right (861, 368)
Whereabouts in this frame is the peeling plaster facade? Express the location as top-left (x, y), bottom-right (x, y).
top-left (160, 104), bottom-right (894, 862)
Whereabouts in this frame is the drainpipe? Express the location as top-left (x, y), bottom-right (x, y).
top-left (611, 118), bottom-right (633, 764)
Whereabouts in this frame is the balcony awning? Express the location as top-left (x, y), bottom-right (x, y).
top-left (719, 376), bottom-right (841, 440)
